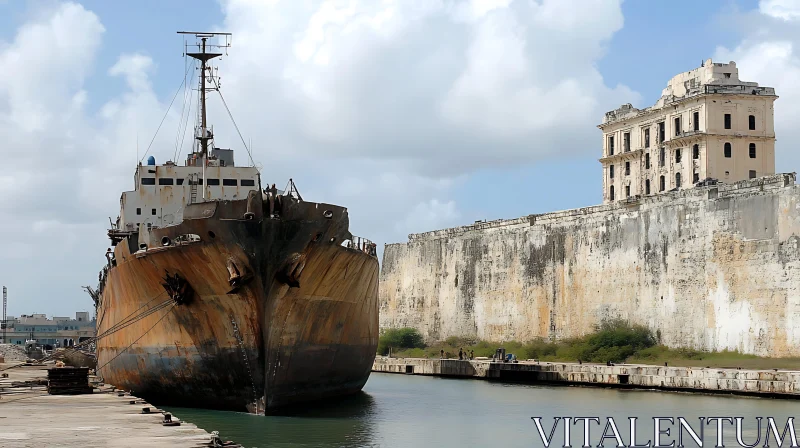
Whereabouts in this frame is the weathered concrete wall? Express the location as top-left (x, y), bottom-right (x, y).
top-left (380, 173), bottom-right (800, 357)
top-left (373, 357), bottom-right (800, 397)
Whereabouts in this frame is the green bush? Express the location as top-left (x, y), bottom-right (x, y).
top-left (377, 327), bottom-right (425, 355)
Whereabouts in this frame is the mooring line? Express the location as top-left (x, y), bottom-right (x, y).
top-left (95, 302), bottom-right (177, 374)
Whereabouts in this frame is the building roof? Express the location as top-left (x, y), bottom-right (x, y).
top-left (600, 59), bottom-right (777, 128)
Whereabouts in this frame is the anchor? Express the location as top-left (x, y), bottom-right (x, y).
top-left (226, 258), bottom-right (253, 294)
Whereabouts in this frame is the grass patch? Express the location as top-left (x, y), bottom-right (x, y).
top-left (385, 319), bottom-right (800, 369)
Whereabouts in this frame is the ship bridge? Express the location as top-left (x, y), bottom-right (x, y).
top-left (117, 149), bottom-right (260, 231)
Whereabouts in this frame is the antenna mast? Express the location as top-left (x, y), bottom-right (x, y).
top-left (2, 286), bottom-right (7, 344)
top-left (177, 31), bottom-right (231, 159)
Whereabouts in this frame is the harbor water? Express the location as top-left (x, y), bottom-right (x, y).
top-left (166, 372), bottom-right (800, 447)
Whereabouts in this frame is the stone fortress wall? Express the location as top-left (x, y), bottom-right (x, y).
top-left (379, 173), bottom-right (800, 357)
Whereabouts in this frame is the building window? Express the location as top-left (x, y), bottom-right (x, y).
top-left (241, 179), bottom-right (255, 186)
top-left (645, 179), bottom-right (651, 195)
top-left (136, 208), bottom-right (141, 215)
top-left (724, 142), bottom-right (732, 158)
top-left (724, 73), bottom-right (731, 78)
top-left (610, 186), bottom-right (615, 201)
top-left (749, 143), bottom-right (756, 158)
top-left (141, 178), bottom-right (156, 185)
top-left (223, 179), bottom-right (237, 186)
top-left (674, 116), bottom-right (681, 136)
top-left (693, 111), bottom-right (699, 131)
top-left (206, 179), bottom-right (220, 186)
top-left (176, 179), bottom-right (184, 185)
top-left (659, 148), bottom-right (665, 167)
top-left (693, 144), bottom-right (699, 160)
top-left (625, 185), bottom-right (631, 198)
top-left (610, 165), bottom-right (614, 179)
top-left (645, 153), bottom-right (650, 169)
top-left (644, 128), bottom-right (650, 148)
top-left (609, 135), bottom-right (615, 155)
top-left (749, 115), bottom-right (756, 130)
top-left (625, 161), bottom-right (630, 175)
top-left (693, 172), bottom-right (699, 184)
top-left (658, 122), bottom-right (665, 143)
top-left (158, 178), bottom-right (173, 185)
top-left (675, 172), bottom-right (681, 188)
top-left (749, 170), bottom-right (757, 179)
top-left (660, 175), bottom-right (665, 192)
top-left (624, 132), bottom-right (630, 152)
top-left (675, 149), bottom-right (682, 163)
top-left (724, 114), bottom-right (731, 129)
top-left (151, 208), bottom-right (157, 215)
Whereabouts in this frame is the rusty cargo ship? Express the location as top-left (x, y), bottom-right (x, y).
top-left (89, 32), bottom-right (379, 413)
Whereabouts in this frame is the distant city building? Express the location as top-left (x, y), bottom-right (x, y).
top-left (0, 312), bottom-right (95, 347)
top-left (599, 59), bottom-right (777, 203)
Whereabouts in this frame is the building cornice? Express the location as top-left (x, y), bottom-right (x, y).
top-left (598, 92), bottom-right (779, 131)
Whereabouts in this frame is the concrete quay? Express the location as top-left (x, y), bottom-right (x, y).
top-left (0, 363), bottom-right (236, 447)
top-left (373, 357), bottom-right (800, 398)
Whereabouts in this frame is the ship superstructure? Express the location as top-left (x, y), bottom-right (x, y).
top-left (91, 32), bottom-right (379, 413)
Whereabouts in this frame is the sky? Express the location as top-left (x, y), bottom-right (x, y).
top-left (1, 0), bottom-right (799, 317)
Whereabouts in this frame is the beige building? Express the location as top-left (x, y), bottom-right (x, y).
top-left (599, 59), bottom-right (777, 203)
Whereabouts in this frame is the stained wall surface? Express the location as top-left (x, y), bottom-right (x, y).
top-left (380, 174), bottom-right (800, 357)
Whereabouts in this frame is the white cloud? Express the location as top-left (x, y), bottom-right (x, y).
top-left (0, 0), bottom-right (636, 315)
top-left (759, 0), bottom-right (800, 20)
top-left (715, 0), bottom-right (800, 173)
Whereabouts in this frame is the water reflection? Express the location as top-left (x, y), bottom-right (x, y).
top-left (167, 391), bottom-right (377, 448)
top-left (166, 373), bottom-right (800, 448)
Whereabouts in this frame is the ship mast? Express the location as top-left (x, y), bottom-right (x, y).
top-left (177, 31), bottom-right (231, 160)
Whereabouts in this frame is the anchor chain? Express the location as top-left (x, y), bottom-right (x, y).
top-left (230, 316), bottom-right (260, 414)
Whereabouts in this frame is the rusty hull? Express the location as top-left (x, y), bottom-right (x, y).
top-left (95, 193), bottom-right (379, 413)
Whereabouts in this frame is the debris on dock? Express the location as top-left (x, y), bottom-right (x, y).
top-left (47, 367), bottom-right (92, 395)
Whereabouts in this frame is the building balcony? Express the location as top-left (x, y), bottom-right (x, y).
top-left (599, 148), bottom-right (642, 163)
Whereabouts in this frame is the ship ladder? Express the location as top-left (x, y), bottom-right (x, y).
top-left (189, 177), bottom-right (198, 204)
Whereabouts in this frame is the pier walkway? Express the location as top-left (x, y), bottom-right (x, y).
top-left (373, 357), bottom-right (800, 398)
top-left (0, 363), bottom-right (230, 447)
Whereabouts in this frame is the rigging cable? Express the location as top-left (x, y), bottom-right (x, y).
top-left (139, 61), bottom-right (195, 163)
top-left (210, 76), bottom-right (256, 167)
top-left (172, 56), bottom-right (195, 163)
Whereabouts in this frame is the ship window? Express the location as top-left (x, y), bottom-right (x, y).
top-left (176, 179), bottom-right (184, 185)
top-left (151, 208), bottom-right (157, 215)
top-left (206, 179), bottom-right (220, 186)
top-left (141, 178), bottom-right (156, 185)
top-left (241, 179), bottom-right (255, 186)
top-left (158, 178), bottom-right (173, 185)
top-left (136, 208), bottom-right (141, 215)
top-left (223, 179), bottom-right (237, 186)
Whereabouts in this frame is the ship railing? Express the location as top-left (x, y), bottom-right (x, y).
top-left (343, 236), bottom-right (377, 257)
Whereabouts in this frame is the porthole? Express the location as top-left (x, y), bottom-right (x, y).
top-left (208, 231), bottom-right (216, 239)
top-left (330, 237), bottom-right (336, 243)
top-left (323, 210), bottom-right (333, 219)
top-left (161, 236), bottom-right (171, 246)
